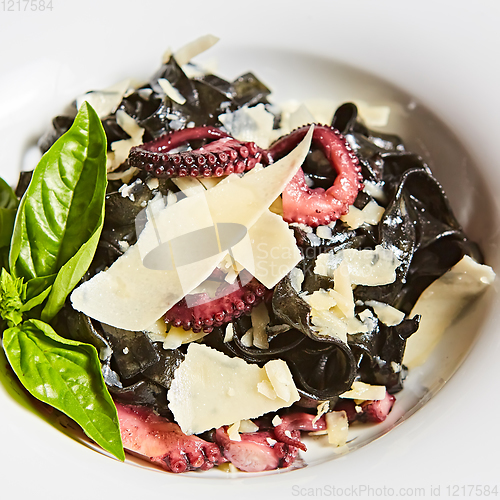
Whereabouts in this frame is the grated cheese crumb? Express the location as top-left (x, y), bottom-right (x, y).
top-left (272, 415), bottom-right (282, 426)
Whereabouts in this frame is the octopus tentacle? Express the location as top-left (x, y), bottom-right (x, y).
top-left (273, 413), bottom-right (327, 452)
top-left (214, 426), bottom-right (299, 472)
top-left (213, 412), bottom-right (327, 471)
top-left (128, 126), bottom-right (264, 178)
top-left (164, 270), bottom-right (267, 333)
top-left (115, 402), bottom-right (226, 472)
top-left (267, 124), bottom-right (363, 227)
top-left (333, 391), bottom-right (396, 423)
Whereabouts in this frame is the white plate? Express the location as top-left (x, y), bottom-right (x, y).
top-left (1, 1), bottom-right (499, 498)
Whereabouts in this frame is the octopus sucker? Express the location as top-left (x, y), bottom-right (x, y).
top-left (164, 270), bottom-right (268, 333)
top-left (128, 125), bottom-right (265, 178)
top-left (267, 124), bottom-right (363, 227)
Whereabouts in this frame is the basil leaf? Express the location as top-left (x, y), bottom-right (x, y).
top-left (21, 285), bottom-right (52, 313)
top-left (0, 178), bottom-right (18, 256)
top-left (9, 102), bottom-right (107, 283)
top-left (41, 226), bottom-right (101, 321)
top-left (0, 348), bottom-right (44, 414)
top-left (25, 274), bottom-right (56, 302)
top-left (0, 177), bottom-right (18, 210)
top-left (2, 319), bottom-right (124, 461)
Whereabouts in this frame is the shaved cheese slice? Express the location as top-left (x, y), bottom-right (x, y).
top-left (107, 110), bottom-right (145, 172)
top-left (313, 401), bottom-right (330, 425)
top-left (219, 104), bottom-right (275, 148)
top-left (265, 359), bottom-right (295, 402)
top-left (355, 101), bottom-right (391, 128)
top-left (404, 255), bottom-right (495, 369)
top-left (250, 302), bottom-right (270, 349)
top-left (363, 180), bottom-right (386, 203)
top-left (71, 129), bottom-right (313, 331)
top-left (158, 78), bottom-right (186, 105)
top-left (365, 300), bottom-right (405, 326)
top-left (239, 419), bottom-right (259, 433)
top-left (227, 421), bottom-right (241, 441)
top-left (339, 381), bottom-right (386, 400)
top-left (303, 260), bottom-right (362, 343)
top-left (333, 260), bottom-right (355, 318)
top-left (76, 79), bottom-right (131, 118)
top-left (174, 34), bottom-right (219, 66)
top-left (257, 380), bottom-right (277, 400)
top-left (171, 177), bottom-right (205, 197)
top-left (231, 210), bottom-right (301, 288)
top-left (340, 200), bottom-right (385, 229)
top-left (303, 99), bottom-right (338, 127)
top-left (325, 411), bottom-right (349, 447)
top-left (290, 267), bottom-right (304, 293)
top-left (198, 176), bottom-right (224, 190)
top-left (224, 323), bottom-right (234, 343)
top-left (146, 324), bottom-right (207, 349)
top-left (168, 344), bottom-right (299, 435)
top-left (287, 103), bottom-right (315, 132)
top-left (314, 245), bottom-right (401, 286)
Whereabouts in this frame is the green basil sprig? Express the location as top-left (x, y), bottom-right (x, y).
top-left (3, 319), bottom-right (124, 460)
top-left (1, 102), bottom-right (124, 461)
top-left (9, 101), bottom-right (107, 321)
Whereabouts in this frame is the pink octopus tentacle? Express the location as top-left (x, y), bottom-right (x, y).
top-left (273, 413), bottom-right (327, 452)
top-left (214, 426), bottom-right (300, 472)
top-left (115, 402), bottom-right (226, 472)
top-left (267, 125), bottom-right (363, 227)
top-left (128, 126), bottom-right (265, 178)
top-left (164, 270), bottom-right (267, 333)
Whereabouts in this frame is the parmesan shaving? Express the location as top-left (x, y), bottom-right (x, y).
top-left (240, 329), bottom-right (253, 347)
top-left (107, 110), bottom-right (145, 172)
top-left (239, 420), bottom-right (259, 433)
top-left (219, 104), bottom-right (275, 149)
top-left (339, 381), bottom-right (386, 401)
top-left (224, 323), bottom-right (234, 343)
top-left (314, 245), bottom-right (401, 286)
top-left (168, 344), bottom-right (298, 435)
top-left (250, 302), bottom-right (270, 349)
top-left (313, 401), bottom-right (330, 425)
top-left (340, 200), bottom-right (385, 229)
top-left (158, 78), bottom-right (187, 105)
top-left (174, 34), bottom-right (219, 67)
top-left (76, 79), bottom-right (131, 119)
top-left (325, 411), bottom-right (349, 447)
top-left (265, 359), bottom-right (295, 402)
top-left (365, 300), bottom-right (405, 326)
top-left (257, 380), bottom-right (277, 400)
top-left (272, 415), bottom-right (282, 426)
top-left (404, 255), bottom-right (495, 368)
top-left (227, 421), bottom-right (241, 441)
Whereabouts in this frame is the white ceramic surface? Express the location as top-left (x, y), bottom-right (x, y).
top-left (1, 1), bottom-right (499, 499)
